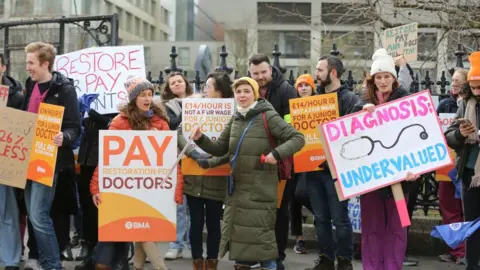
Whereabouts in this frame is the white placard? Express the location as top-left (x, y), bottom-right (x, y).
top-left (54, 45), bottom-right (146, 114)
top-left (320, 90), bottom-right (453, 199)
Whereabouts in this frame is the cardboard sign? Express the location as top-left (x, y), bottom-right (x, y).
top-left (54, 45), bottom-right (146, 114)
top-left (289, 94), bottom-right (339, 172)
top-left (98, 130), bottom-right (177, 242)
top-left (0, 108), bottom-right (37, 188)
top-left (436, 113), bottom-right (456, 181)
top-left (319, 90), bottom-right (453, 200)
top-left (0, 85), bottom-right (8, 107)
top-left (27, 103), bottom-right (64, 186)
top-left (181, 98), bottom-right (234, 176)
top-left (383, 23), bottom-right (418, 62)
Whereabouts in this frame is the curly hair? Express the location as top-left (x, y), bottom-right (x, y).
top-left (362, 74), bottom-right (400, 105)
top-left (161, 72), bottom-right (194, 101)
top-left (118, 100), bottom-right (169, 130)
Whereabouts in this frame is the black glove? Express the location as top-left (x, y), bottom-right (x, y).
top-left (196, 158), bottom-right (210, 169)
top-left (189, 150), bottom-right (210, 160)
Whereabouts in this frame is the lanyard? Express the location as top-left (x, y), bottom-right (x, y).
top-left (228, 116), bottom-right (256, 195)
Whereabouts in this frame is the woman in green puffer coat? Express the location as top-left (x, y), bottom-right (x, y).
top-left (192, 77), bottom-right (305, 270)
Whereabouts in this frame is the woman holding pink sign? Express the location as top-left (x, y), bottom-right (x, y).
top-left (353, 48), bottom-right (419, 270)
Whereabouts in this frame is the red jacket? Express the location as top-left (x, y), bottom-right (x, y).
top-left (89, 112), bottom-right (184, 204)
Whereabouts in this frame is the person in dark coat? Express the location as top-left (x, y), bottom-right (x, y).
top-left (305, 55), bottom-right (358, 270)
top-left (161, 71), bottom-right (194, 260)
top-left (289, 74), bottom-right (316, 255)
top-left (444, 51), bottom-right (480, 270)
top-left (436, 68), bottom-right (468, 264)
top-left (248, 54), bottom-right (297, 269)
top-left (21, 42), bottom-right (80, 270)
top-left (0, 53), bottom-right (24, 270)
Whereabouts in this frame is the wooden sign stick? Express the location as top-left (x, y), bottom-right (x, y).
top-left (391, 183), bottom-right (411, 227)
top-left (165, 126), bottom-right (200, 180)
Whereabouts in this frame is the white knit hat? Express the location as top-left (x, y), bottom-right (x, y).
top-left (370, 48), bottom-right (397, 78)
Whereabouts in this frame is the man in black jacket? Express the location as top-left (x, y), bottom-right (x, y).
top-left (0, 53), bottom-right (24, 109)
top-left (21, 42), bottom-right (80, 270)
top-left (248, 54), bottom-right (297, 269)
top-left (305, 55), bottom-right (358, 270)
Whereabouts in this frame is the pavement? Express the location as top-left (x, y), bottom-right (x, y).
top-left (2, 243), bottom-right (466, 270)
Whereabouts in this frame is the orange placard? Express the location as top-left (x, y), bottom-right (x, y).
top-left (290, 94), bottom-right (339, 173)
top-left (98, 130), bottom-right (177, 242)
top-left (277, 180), bottom-right (286, 208)
top-left (436, 113), bottom-right (456, 181)
top-left (27, 103), bottom-right (64, 187)
top-left (181, 98), bottom-right (234, 175)
top-left (181, 157), bottom-right (230, 176)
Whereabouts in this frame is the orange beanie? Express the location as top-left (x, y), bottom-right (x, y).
top-left (468, 51), bottom-right (480, 81)
top-left (295, 74), bottom-right (316, 90)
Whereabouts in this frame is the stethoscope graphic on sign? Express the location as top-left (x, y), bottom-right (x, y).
top-left (340, 124), bottom-right (428, 160)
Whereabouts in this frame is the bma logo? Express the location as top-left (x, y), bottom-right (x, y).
top-left (449, 222), bottom-right (463, 231)
top-left (125, 221), bottom-right (150, 230)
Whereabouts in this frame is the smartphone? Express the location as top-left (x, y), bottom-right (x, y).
top-left (458, 118), bottom-right (472, 125)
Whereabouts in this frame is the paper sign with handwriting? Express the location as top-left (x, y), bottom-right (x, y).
top-left (289, 94), bottom-right (339, 172)
top-left (0, 108), bottom-right (37, 188)
top-left (98, 130), bottom-right (177, 241)
top-left (383, 23), bottom-right (418, 62)
top-left (27, 103), bottom-right (64, 186)
top-left (181, 98), bottom-right (234, 176)
top-left (319, 90), bottom-right (452, 199)
top-left (54, 45), bottom-right (146, 114)
top-left (436, 113), bottom-right (456, 181)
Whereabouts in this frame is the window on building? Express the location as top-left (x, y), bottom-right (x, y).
top-left (257, 2), bottom-right (311, 24)
top-left (126, 12), bottom-right (133, 32)
top-left (144, 46), bottom-right (151, 66)
top-left (258, 31), bottom-right (311, 59)
top-left (163, 32), bottom-right (169, 41)
top-left (417, 32), bottom-right (437, 61)
top-left (12, 0), bottom-right (34, 16)
top-left (143, 22), bottom-right (149, 40)
top-left (447, 33), bottom-right (479, 61)
top-left (105, 2), bottom-right (114, 14)
top-left (116, 7), bottom-right (124, 29)
top-left (178, 47), bottom-right (190, 66)
top-left (150, 26), bottom-right (156, 40)
top-left (321, 31), bottom-right (374, 59)
top-left (0, 0), bottom-right (5, 16)
top-left (163, 7), bottom-right (170, 25)
top-left (135, 17), bottom-right (141, 36)
top-left (151, 0), bottom-right (157, 16)
top-left (321, 3), bottom-right (371, 25)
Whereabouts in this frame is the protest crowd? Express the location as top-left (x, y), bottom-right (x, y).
top-left (0, 33), bottom-right (480, 270)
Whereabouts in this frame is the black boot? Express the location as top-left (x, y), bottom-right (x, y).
top-left (336, 257), bottom-right (353, 270)
top-left (305, 254), bottom-right (335, 270)
top-left (76, 242), bottom-right (94, 261)
top-left (75, 256), bottom-right (95, 270)
top-left (61, 246), bottom-right (75, 261)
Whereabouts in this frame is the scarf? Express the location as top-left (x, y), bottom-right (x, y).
top-left (144, 109), bottom-right (154, 118)
top-left (464, 97), bottom-right (480, 188)
top-left (237, 101), bottom-right (257, 117)
top-left (375, 90), bottom-right (391, 104)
